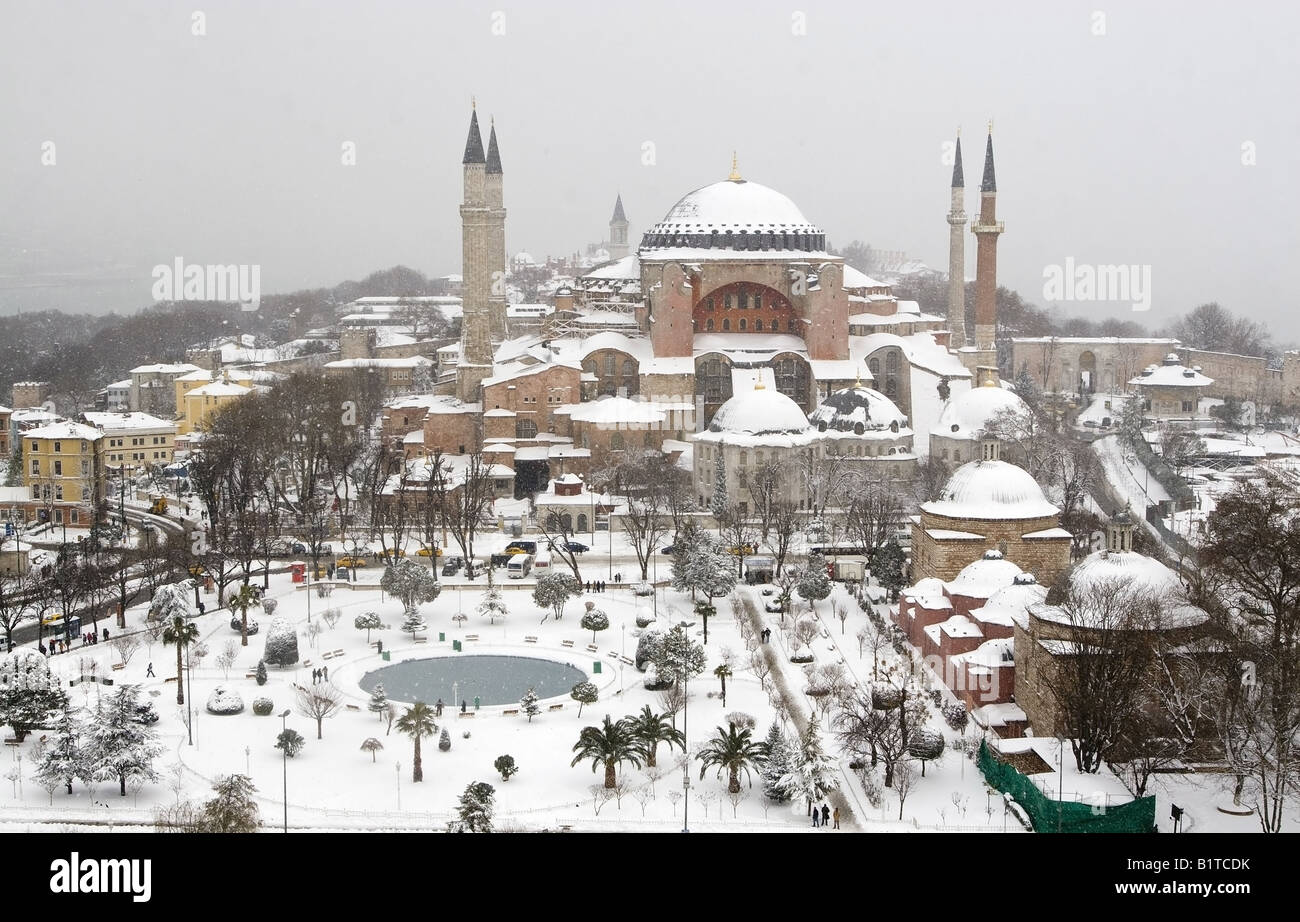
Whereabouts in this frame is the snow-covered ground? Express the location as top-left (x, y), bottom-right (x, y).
top-left (1092, 435), bottom-right (1170, 512)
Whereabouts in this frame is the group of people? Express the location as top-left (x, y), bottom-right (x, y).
top-left (760, 627), bottom-right (772, 643)
top-left (584, 580), bottom-right (609, 593)
top-left (39, 627), bottom-right (110, 657)
top-left (310, 666), bottom-right (330, 684)
top-left (810, 802), bottom-right (840, 829)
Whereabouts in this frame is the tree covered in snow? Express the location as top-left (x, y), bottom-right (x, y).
top-left (457, 781), bottom-right (495, 832)
top-left (761, 723), bottom-right (793, 803)
top-left (779, 721), bottom-right (838, 814)
top-left (380, 559), bottom-right (441, 618)
top-left (627, 705), bottom-right (684, 768)
top-left (873, 540), bottom-right (907, 601)
top-left (580, 603), bottom-right (609, 643)
top-left (0, 649), bottom-right (66, 742)
top-left (907, 728), bottom-right (945, 776)
top-left (651, 624), bottom-right (707, 690)
top-left (400, 609), bottom-right (427, 637)
top-left (361, 738), bottom-right (384, 762)
top-left (205, 685), bottom-right (245, 715)
top-left (797, 553), bottom-right (832, 610)
top-left (520, 688), bottom-right (540, 723)
top-left (255, 660), bottom-right (268, 686)
top-left (148, 581), bottom-right (196, 623)
top-left (569, 681), bottom-right (599, 717)
top-left (711, 452), bottom-right (729, 523)
top-left (86, 685), bottom-right (162, 797)
top-left (262, 617), bottom-right (299, 667)
top-left (276, 728), bottom-right (305, 758)
top-left (635, 629), bottom-right (663, 672)
top-left (354, 611), bottom-right (383, 642)
top-left (697, 722), bottom-right (769, 794)
top-left (533, 570), bottom-right (579, 621)
top-left (438, 727), bottom-right (452, 752)
top-left (367, 684), bottom-right (388, 720)
top-left (477, 581), bottom-right (509, 625)
top-left (202, 773), bottom-right (260, 833)
top-left (395, 701), bottom-right (436, 782)
top-left (295, 682), bottom-right (343, 739)
top-left (34, 700), bottom-right (87, 795)
top-left (672, 524), bottom-right (736, 602)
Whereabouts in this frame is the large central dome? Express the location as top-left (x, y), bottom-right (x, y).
top-left (922, 459), bottom-right (1060, 520)
top-left (641, 178), bottom-right (826, 252)
top-left (708, 384), bottom-right (810, 436)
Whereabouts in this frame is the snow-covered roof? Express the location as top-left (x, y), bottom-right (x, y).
top-left (1129, 358), bottom-right (1214, 388)
top-left (82, 412), bottom-right (176, 432)
top-left (809, 384), bottom-right (908, 435)
top-left (130, 362), bottom-right (202, 375)
top-left (1031, 550), bottom-right (1207, 631)
top-left (324, 357), bottom-right (433, 369)
top-left (925, 528), bottom-right (984, 540)
top-left (24, 421), bottom-right (103, 441)
top-left (561, 396), bottom-right (693, 425)
top-left (187, 380), bottom-right (252, 398)
top-left (923, 459), bottom-right (1059, 521)
top-left (644, 179), bottom-right (820, 238)
top-left (849, 331), bottom-right (972, 380)
top-left (841, 265), bottom-right (886, 289)
top-left (581, 255), bottom-right (640, 281)
top-left (931, 381), bottom-right (1028, 439)
top-left (971, 576), bottom-right (1046, 627)
top-left (938, 614), bottom-right (983, 639)
top-left (708, 383), bottom-right (808, 436)
top-left (481, 359), bottom-right (581, 389)
top-left (946, 551), bottom-right (1023, 599)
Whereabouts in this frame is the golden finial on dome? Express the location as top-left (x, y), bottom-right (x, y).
top-left (987, 118), bottom-right (993, 134)
top-left (728, 151), bottom-right (742, 182)
top-left (956, 125), bottom-right (961, 139)
top-left (471, 95), bottom-right (476, 110)
top-left (754, 378), bottom-right (766, 390)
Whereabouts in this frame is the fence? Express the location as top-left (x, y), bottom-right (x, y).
top-left (977, 742), bottom-right (1156, 834)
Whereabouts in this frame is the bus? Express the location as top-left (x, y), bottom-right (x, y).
top-left (507, 554), bottom-right (535, 579)
top-left (532, 550), bottom-right (551, 571)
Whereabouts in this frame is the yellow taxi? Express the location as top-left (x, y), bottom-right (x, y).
top-left (337, 556), bottom-right (368, 568)
top-left (415, 546), bottom-right (444, 557)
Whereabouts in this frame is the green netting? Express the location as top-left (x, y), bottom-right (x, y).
top-left (978, 741), bottom-right (1156, 833)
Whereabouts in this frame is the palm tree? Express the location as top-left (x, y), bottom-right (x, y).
top-left (713, 662), bottom-right (733, 707)
top-left (230, 583), bottom-right (261, 647)
top-left (162, 615), bottom-right (199, 706)
top-left (697, 722), bottom-right (769, 794)
top-left (626, 706), bottom-right (684, 769)
top-left (571, 715), bottom-right (646, 789)
top-left (395, 702), bottom-right (437, 782)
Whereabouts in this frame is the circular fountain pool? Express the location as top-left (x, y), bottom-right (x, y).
top-left (359, 655), bottom-right (587, 706)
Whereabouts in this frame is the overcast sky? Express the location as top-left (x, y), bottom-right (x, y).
top-left (1, 0), bottom-right (1296, 338)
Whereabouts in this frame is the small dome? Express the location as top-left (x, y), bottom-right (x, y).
top-left (931, 383), bottom-right (1029, 439)
top-left (808, 385), bottom-right (908, 435)
top-left (948, 554), bottom-right (1024, 599)
top-left (1034, 549), bottom-right (1207, 630)
top-left (923, 459), bottom-right (1059, 520)
top-left (709, 384), bottom-right (809, 436)
top-left (1070, 550), bottom-right (1181, 598)
top-left (975, 578), bottom-right (1049, 627)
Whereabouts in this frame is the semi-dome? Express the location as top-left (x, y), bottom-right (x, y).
top-left (708, 383), bottom-right (809, 436)
top-left (809, 385), bottom-right (909, 436)
top-left (922, 459), bottom-right (1059, 520)
top-left (932, 382), bottom-right (1029, 439)
top-left (641, 176), bottom-right (826, 252)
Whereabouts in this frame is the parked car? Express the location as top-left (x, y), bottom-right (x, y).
top-left (231, 617), bottom-right (259, 635)
top-left (505, 540), bottom-right (537, 555)
top-left (551, 540), bottom-right (589, 553)
top-left (726, 543), bottom-right (759, 556)
top-left (441, 556), bottom-right (464, 576)
top-left (289, 542), bottom-right (334, 556)
top-left (660, 545), bottom-right (677, 555)
top-left (416, 545), bottom-right (444, 557)
top-left (760, 587), bottom-right (775, 597)
top-left (764, 600), bottom-right (784, 614)
top-left (337, 556), bottom-right (368, 568)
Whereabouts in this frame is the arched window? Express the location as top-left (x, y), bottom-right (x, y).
top-left (754, 319), bottom-right (763, 332)
top-left (516, 419), bottom-right (538, 439)
top-left (561, 513), bottom-right (573, 531)
top-left (739, 318), bottom-right (747, 331)
top-left (622, 358), bottom-right (636, 377)
top-left (869, 358), bottom-right (880, 377)
top-left (577, 513), bottom-right (588, 532)
top-left (723, 318), bottom-right (731, 331)
top-left (706, 318), bottom-right (714, 331)
top-left (610, 433), bottom-right (625, 450)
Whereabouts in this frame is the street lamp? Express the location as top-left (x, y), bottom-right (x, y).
top-left (396, 761), bottom-right (401, 810)
top-left (681, 653), bottom-right (690, 834)
top-left (280, 709), bottom-right (292, 833)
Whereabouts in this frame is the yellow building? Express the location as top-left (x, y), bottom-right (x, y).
top-left (174, 368), bottom-right (256, 432)
top-left (82, 412), bottom-right (178, 471)
top-left (22, 421), bottom-right (105, 527)
top-left (180, 373), bottom-right (253, 435)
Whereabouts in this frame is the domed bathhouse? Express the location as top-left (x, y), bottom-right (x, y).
top-left (929, 372), bottom-right (1032, 464)
top-left (909, 437), bottom-right (1072, 586)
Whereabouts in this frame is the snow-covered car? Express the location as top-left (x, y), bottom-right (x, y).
top-left (760, 587), bottom-right (775, 596)
top-left (231, 617), bottom-right (259, 635)
top-left (764, 600), bottom-right (784, 614)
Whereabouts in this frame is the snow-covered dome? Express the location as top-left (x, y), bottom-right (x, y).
top-left (974, 575), bottom-right (1047, 628)
top-left (923, 459), bottom-right (1059, 520)
top-left (708, 383), bottom-right (809, 436)
top-left (1035, 550), bottom-right (1207, 630)
top-left (809, 385), bottom-right (909, 436)
top-left (641, 176), bottom-right (825, 252)
top-left (947, 550), bottom-right (1024, 599)
top-left (931, 382), bottom-right (1029, 439)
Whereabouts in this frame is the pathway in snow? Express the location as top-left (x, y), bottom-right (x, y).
top-left (738, 592), bottom-right (859, 829)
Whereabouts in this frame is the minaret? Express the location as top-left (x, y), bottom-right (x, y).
top-left (609, 194), bottom-right (629, 261)
top-left (946, 130), bottom-right (967, 350)
top-left (970, 123), bottom-right (1004, 371)
top-left (457, 102), bottom-right (494, 402)
top-left (484, 119), bottom-right (508, 344)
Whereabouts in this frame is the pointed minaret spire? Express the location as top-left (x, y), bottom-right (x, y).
top-left (980, 122), bottom-right (996, 193)
top-left (611, 193), bottom-right (626, 223)
top-left (462, 106), bottom-right (485, 165)
top-left (485, 119), bottom-right (502, 174)
top-left (951, 129), bottom-right (964, 188)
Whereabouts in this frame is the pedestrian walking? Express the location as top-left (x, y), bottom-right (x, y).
top-left (812, 808), bottom-right (820, 828)
top-left (322, 665), bottom-right (328, 681)
top-left (821, 803), bottom-right (831, 827)
top-left (146, 662), bottom-right (154, 677)
top-left (832, 807), bottom-right (841, 829)
top-left (436, 698), bottom-right (444, 717)
top-left (39, 644), bottom-right (47, 656)
top-left (461, 699), bottom-right (467, 713)
top-left (312, 668), bottom-right (319, 684)
top-left (103, 628), bottom-right (110, 641)
top-left (615, 573), bottom-right (621, 584)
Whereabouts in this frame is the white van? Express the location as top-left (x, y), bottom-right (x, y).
top-left (507, 553), bottom-right (534, 578)
top-left (533, 550), bottom-right (551, 571)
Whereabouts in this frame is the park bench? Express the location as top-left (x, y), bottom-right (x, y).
top-left (524, 636), bottom-right (538, 644)
top-left (245, 673), bottom-right (258, 679)
top-left (413, 637), bottom-right (427, 644)
top-left (458, 711), bottom-right (476, 719)
top-left (548, 703), bottom-right (564, 711)
top-left (111, 663), bottom-right (125, 671)
top-left (607, 651), bottom-right (618, 658)
top-left (302, 659), bottom-right (312, 667)
top-left (322, 651), bottom-right (334, 660)
top-left (333, 649), bottom-right (344, 657)
top-left (561, 640), bottom-right (574, 648)
top-left (464, 634), bottom-right (480, 642)
top-left (619, 656), bottom-right (634, 666)
top-left (344, 704), bottom-right (360, 712)
top-left (502, 709), bottom-right (519, 716)
top-left (586, 644), bottom-right (598, 653)
top-left (164, 676), bottom-right (178, 684)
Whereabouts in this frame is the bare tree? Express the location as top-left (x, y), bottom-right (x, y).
top-left (747, 459), bottom-right (785, 543)
top-left (295, 682), bottom-right (344, 740)
top-left (844, 481), bottom-right (904, 563)
top-left (617, 455), bottom-right (674, 582)
top-left (109, 632), bottom-right (142, 667)
top-left (440, 453), bottom-right (498, 581)
top-left (893, 759), bottom-right (917, 821)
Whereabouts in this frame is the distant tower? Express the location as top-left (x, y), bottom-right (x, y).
top-left (485, 119), bottom-right (508, 343)
top-left (609, 194), bottom-right (629, 261)
top-left (457, 102), bottom-right (495, 402)
top-left (946, 130), bottom-right (967, 350)
top-left (970, 124), bottom-right (1004, 371)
